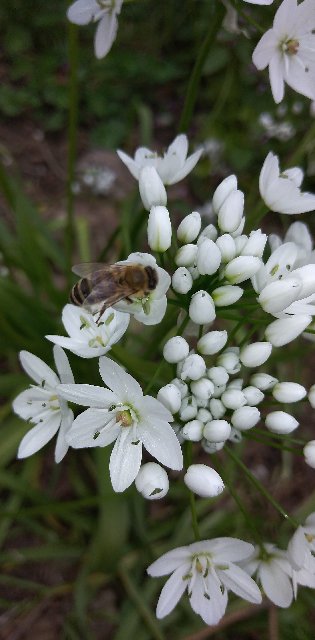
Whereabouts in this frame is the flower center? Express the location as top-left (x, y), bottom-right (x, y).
top-left (116, 409), bottom-right (133, 427)
top-left (88, 335), bottom-right (108, 348)
top-left (49, 394), bottom-right (60, 411)
top-left (305, 533), bottom-right (315, 543)
top-left (282, 38), bottom-right (299, 56)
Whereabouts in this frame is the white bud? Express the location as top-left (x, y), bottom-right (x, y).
top-left (218, 189), bottom-right (244, 233)
top-left (172, 267), bottom-right (193, 294)
top-left (265, 315), bottom-right (312, 347)
top-left (212, 175), bottom-right (237, 213)
top-left (139, 166), bottom-right (167, 211)
top-left (198, 223), bottom-right (218, 242)
top-left (243, 386), bottom-right (264, 406)
top-left (197, 330), bottom-right (227, 355)
top-left (221, 389), bottom-right (246, 410)
top-left (177, 211), bottom-right (201, 243)
top-left (258, 278), bottom-right (302, 315)
top-left (190, 377), bottom-right (214, 401)
top-left (212, 383), bottom-right (227, 398)
top-left (216, 234), bottom-right (236, 263)
top-left (188, 264), bottom-right (200, 280)
top-left (179, 396), bottom-right (198, 421)
top-left (203, 419), bottom-right (231, 442)
top-left (225, 256), bottom-right (262, 284)
top-left (231, 406), bottom-right (260, 430)
top-left (189, 291), bottom-right (216, 325)
top-left (184, 464), bottom-right (225, 497)
top-left (135, 463), bottom-right (169, 500)
top-left (212, 285), bottom-right (243, 307)
top-left (147, 205), bottom-right (172, 252)
top-left (157, 384), bottom-right (181, 414)
top-left (202, 439), bottom-right (225, 454)
top-left (250, 373), bottom-right (278, 391)
top-left (207, 366), bottom-right (229, 386)
top-left (303, 441), bottom-right (315, 469)
top-left (309, 384), bottom-right (315, 409)
top-left (171, 378), bottom-right (188, 399)
top-left (163, 336), bottom-right (189, 363)
top-left (181, 353), bottom-right (206, 381)
top-left (231, 217), bottom-right (245, 238)
top-left (240, 342), bottom-right (272, 368)
top-left (197, 408), bottom-right (212, 423)
top-left (216, 351), bottom-right (241, 374)
top-left (175, 243), bottom-right (198, 267)
top-left (196, 238), bottom-right (221, 275)
top-left (227, 377), bottom-right (243, 390)
top-left (272, 382), bottom-right (306, 404)
top-left (234, 235), bottom-right (248, 254)
top-left (265, 411), bottom-right (299, 434)
top-left (229, 427), bottom-right (242, 443)
top-left (240, 230), bottom-right (267, 258)
top-left (209, 398), bottom-right (226, 419)
top-left (181, 419), bottom-right (204, 441)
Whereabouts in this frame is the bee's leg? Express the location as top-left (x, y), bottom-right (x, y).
top-left (125, 296), bottom-right (133, 304)
top-left (95, 302), bottom-right (108, 325)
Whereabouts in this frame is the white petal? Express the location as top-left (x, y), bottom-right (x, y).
top-left (190, 572), bottom-right (223, 626)
top-left (252, 30), bottom-right (278, 70)
top-left (58, 383), bottom-right (117, 407)
top-left (147, 547), bottom-right (190, 577)
top-left (138, 418), bottom-right (183, 470)
top-left (53, 345), bottom-right (74, 384)
top-left (218, 565), bottom-right (262, 603)
top-left (273, 0), bottom-right (298, 36)
top-left (168, 149), bottom-right (203, 185)
top-left (259, 563), bottom-right (293, 607)
top-left (67, 409), bottom-right (119, 448)
top-left (18, 413), bottom-right (61, 458)
top-left (94, 12), bottom-right (118, 59)
top-left (67, 0), bottom-right (97, 25)
top-left (55, 409), bottom-right (73, 463)
top-left (19, 351), bottom-right (59, 387)
top-left (269, 53), bottom-right (285, 104)
top-left (134, 297), bottom-right (167, 326)
top-left (61, 304), bottom-right (91, 338)
top-left (288, 527), bottom-right (307, 569)
top-left (155, 565), bottom-right (189, 618)
top-left (141, 395), bottom-right (173, 423)
top-left (99, 356), bottom-right (143, 401)
top-left (116, 149), bottom-right (140, 180)
top-left (109, 428), bottom-right (142, 491)
top-left (209, 538), bottom-right (255, 563)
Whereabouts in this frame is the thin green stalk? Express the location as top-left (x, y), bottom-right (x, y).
top-left (118, 566), bottom-right (165, 640)
top-left (230, 0), bottom-right (265, 33)
top-left (225, 445), bottom-right (299, 527)
top-left (66, 22), bottom-right (79, 286)
top-left (178, 1), bottom-right (225, 132)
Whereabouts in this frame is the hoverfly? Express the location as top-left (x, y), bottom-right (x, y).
top-left (70, 262), bottom-right (158, 323)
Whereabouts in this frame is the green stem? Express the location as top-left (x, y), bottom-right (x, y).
top-left (66, 22), bottom-right (79, 287)
top-left (178, 1), bottom-right (225, 132)
top-left (230, 0), bottom-right (265, 34)
top-left (118, 565), bottom-right (165, 640)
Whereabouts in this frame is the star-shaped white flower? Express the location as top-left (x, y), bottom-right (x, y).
top-left (46, 304), bottom-right (129, 358)
top-left (13, 347), bottom-right (74, 463)
top-left (288, 512), bottom-right (315, 569)
top-left (117, 135), bottom-right (202, 185)
top-left (147, 538), bottom-right (261, 625)
top-left (67, 0), bottom-right (123, 59)
top-left (269, 221), bottom-right (315, 268)
top-left (259, 152), bottom-right (315, 215)
top-left (115, 252), bottom-right (171, 325)
top-left (58, 357), bottom-right (183, 492)
top-left (252, 0), bottom-right (315, 103)
top-left (242, 543), bottom-right (294, 607)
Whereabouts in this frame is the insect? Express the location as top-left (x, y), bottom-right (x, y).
top-left (70, 262), bottom-right (158, 323)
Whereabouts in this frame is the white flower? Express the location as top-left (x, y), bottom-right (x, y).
top-left (197, 330), bottom-right (228, 355)
top-left (189, 291), bottom-right (216, 325)
top-left (221, 389), bottom-right (246, 410)
top-left (59, 357), bottom-right (183, 492)
top-left (265, 410), bottom-right (299, 434)
top-left (197, 238), bottom-right (222, 275)
top-left (243, 544), bottom-right (293, 608)
top-left (224, 256), bottom-right (262, 284)
top-left (303, 441), bottom-right (315, 469)
top-left (288, 512), bottom-right (315, 570)
top-left (212, 285), bottom-right (243, 307)
top-left (67, 0), bottom-right (123, 59)
top-left (163, 336), bottom-right (189, 363)
top-left (147, 205), bottom-right (172, 252)
top-left (243, 386), bottom-right (264, 406)
top-left (175, 243), bottom-right (198, 267)
top-left (147, 538), bottom-right (262, 625)
top-left (259, 152), bottom-right (315, 214)
top-left (191, 378), bottom-right (214, 402)
top-left (157, 384), bottom-right (182, 414)
top-left (117, 134), bottom-right (202, 185)
top-left (250, 373), bottom-right (277, 391)
top-left (216, 234), bottom-right (236, 263)
top-left (309, 384), bottom-right (315, 408)
top-left (13, 347), bottom-right (74, 463)
top-left (177, 212), bottom-right (201, 244)
top-left (184, 464), bottom-right (225, 498)
top-left (135, 463), bottom-right (169, 500)
top-left (252, 0), bottom-right (315, 103)
top-left (180, 354), bottom-right (206, 382)
top-left (272, 382), bottom-right (306, 403)
top-left (172, 267), bottom-right (193, 294)
top-left (207, 366), bottom-right (229, 386)
top-left (240, 342), bottom-right (272, 367)
top-left (181, 420), bottom-right (204, 441)
top-left (115, 253), bottom-right (171, 325)
top-left (46, 304), bottom-right (129, 358)
top-left (203, 419), bottom-right (231, 442)
top-left (269, 221), bottom-right (315, 268)
top-left (265, 315), bottom-right (312, 346)
top-left (231, 406), bottom-right (261, 431)
top-left (139, 168), bottom-right (167, 211)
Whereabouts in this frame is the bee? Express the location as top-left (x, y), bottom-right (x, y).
top-left (70, 262), bottom-right (158, 323)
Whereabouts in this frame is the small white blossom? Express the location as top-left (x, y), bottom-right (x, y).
top-left (177, 212), bottom-right (201, 243)
top-left (212, 175), bottom-right (237, 214)
top-left (180, 354), bottom-right (206, 381)
top-left (309, 384), bottom-right (315, 408)
top-left (203, 419), bottom-right (231, 442)
top-left (189, 291), bottom-right (216, 325)
top-left (303, 441), bottom-right (315, 469)
top-left (240, 342), bottom-right (272, 368)
top-left (135, 462), bottom-right (169, 500)
top-left (259, 152), bottom-right (315, 214)
top-left (207, 366), bottom-right (229, 386)
top-left (217, 350), bottom-right (241, 374)
top-left (240, 230), bottom-right (267, 258)
top-left (231, 406), bottom-right (261, 431)
top-left (250, 373), bottom-right (278, 391)
top-left (288, 512), bottom-right (315, 570)
top-left (265, 315), bottom-right (312, 347)
top-left (243, 544), bottom-right (293, 608)
top-left (181, 419), bottom-right (204, 441)
top-left (139, 167), bottom-right (167, 211)
top-left (265, 410), bottom-right (299, 434)
top-left (163, 336), bottom-right (189, 364)
top-left (243, 386), bottom-right (264, 406)
top-left (216, 234), bottom-right (236, 262)
top-left (196, 238), bottom-right (222, 275)
top-left (172, 267), bottom-right (193, 294)
top-left (58, 357), bottom-right (183, 492)
top-left (157, 384), bottom-right (182, 414)
top-left (175, 243), bottom-right (198, 267)
top-left (217, 189), bottom-right (244, 234)
top-left (147, 538), bottom-right (262, 625)
top-left (179, 396), bottom-right (198, 422)
top-left (272, 382), bottom-right (306, 403)
top-left (221, 389), bottom-right (246, 410)
top-left (212, 285), bottom-right (243, 307)
top-left (67, 0), bottom-right (123, 59)
top-left (197, 330), bottom-right (228, 355)
top-left (209, 398), bottom-right (226, 419)
top-left (147, 205), bottom-right (172, 252)
top-left (184, 464), bottom-right (225, 498)
top-left (225, 256), bottom-right (262, 284)
top-left (191, 378), bottom-right (214, 402)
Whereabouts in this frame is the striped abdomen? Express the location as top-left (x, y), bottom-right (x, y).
top-left (70, 278), bottom-right (92, 306)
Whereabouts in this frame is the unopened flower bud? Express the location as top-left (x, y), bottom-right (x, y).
top-left (172, 267), bottom-right (193, 294)
top-left (243, 386), bottom-right (264, 406)
top-left (212, 175), bottom-right (237, 213)
top-left (188, 264), bottom-right (200, 280)
top-left (216, 351), bottom-right (240, 374)
top-left (191, 378), bottom-right (214, 401)
top-left (303, 441), bottom-right (315, 469)
top-left (147, 205), bottom-right (172, 252)
top-left (189, 291), bottom-right (216, 325)
top-left (218, 190), bottom-right (244, 233)
top-left (197, 330), bottom-right (227, 355)
top-left (198, 223), bottom-right (218, 243)
top-left (240, 230), bottom-right (267, 258)
top-left (175, 243), bottom-right (198, 267)
top-left (265, 411), bottom-right (299, 434)
top-left (229, 427), bottom-right (242, 443)
top-left (221, 389), bottom-right (246, 410)
top-left (203, 419), bottom-right (231, 442)
top-left (207, 366), bottom-right (229, 386)
top-left (216, 234), bottom-right (236, 262)
top-left (231, 217), bottom-right (245, 238)
top-left (309, 384), bottom-right (315, 409)
top-left (202, 439), bottom-right (225, 453)
top-left (179, 396), bottom-right (198, 421)
top-left (196, 238), bottom-right (221, 275)
top-left (157, 384), bottom-right (181, 414)
top-left (265, 315), bottom-right (312, 347)
top-left (250, 373), bottom-right (278, 391)
top-left (171, 378), bottom-right (188, 399)
top-left (139, 166), bottom-right (167, 211)
top-left (272, 382), bottom-right (306, 404)
top-left (197, 408), bottom-right (212, 423)
top-left (231, 406), bottom-right (260, 430)
top-left (135, 463), bottom-right (169, 500)
top-left (184, 464), bottom-right (225, 497)
top-left (234, 235), bottom-right (248, 254)
top-left (227, 377), bottom-right (243, 390)
top-left (225, 256), bottom-right (262, 284)
top-left (209, 398), bottom-right (226, 419)
top-left (181, 353), bottom-right (206, 381)
top-left (212, 383), bottom-right (227, 398)
top-left (163, 336), bottom-right (189, 363)
top-left (240, 342), bottom-right (272, 368)
top-left (258, 278), bottom-right (302, 315)
top-left (182, 419), bottom-right (204, 441)
top-left (212, 285), bottom-right (243, 307)
top-left (177, 211), bottom-right (201, 243)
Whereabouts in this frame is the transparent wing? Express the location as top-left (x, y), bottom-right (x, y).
top-left (72, 263), bottom-right (108, 277)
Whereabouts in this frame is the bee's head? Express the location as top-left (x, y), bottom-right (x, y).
top-left (145, 266), bottom-right (158, 290)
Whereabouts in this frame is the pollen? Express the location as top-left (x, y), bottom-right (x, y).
top-left (116, 410), bottom-right (133, 427)
top-left (283, 39), bottom-right (299, 55)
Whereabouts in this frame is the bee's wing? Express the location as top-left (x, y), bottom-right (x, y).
top-left (82, 268), bottom-right (140, 310)
top-left (72, 263), bottom-right (107, 277)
